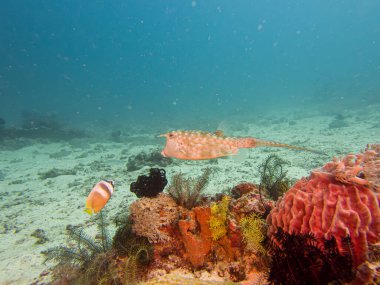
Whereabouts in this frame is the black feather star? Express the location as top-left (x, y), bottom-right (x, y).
top-left (267, 228), bottom-right (355, 285)
top-left (130, 168), bottom-right (168, 198)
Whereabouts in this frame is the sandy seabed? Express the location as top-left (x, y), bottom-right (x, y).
top-left (0, 105), bottom-right (379, 285)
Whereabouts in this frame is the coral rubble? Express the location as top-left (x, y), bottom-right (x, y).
top-left (126, 149), bottom-right (173, 172)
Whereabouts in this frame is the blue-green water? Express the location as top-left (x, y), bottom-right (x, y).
top-left (1, 1), bottom-right (379, 129)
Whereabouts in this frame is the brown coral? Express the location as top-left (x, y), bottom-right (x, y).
top-left (129, 193), bottom-right (180, 243)
top-left (267, 145), bottom-right (380, 266)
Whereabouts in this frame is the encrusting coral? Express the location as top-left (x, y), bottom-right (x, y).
top-left (267, 144), bottom-right (380, 267)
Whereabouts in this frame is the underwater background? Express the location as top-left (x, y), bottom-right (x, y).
top-left (1, 1), bottom-right (380, 285)
top-left (1, 0), bottom-right (380, 130)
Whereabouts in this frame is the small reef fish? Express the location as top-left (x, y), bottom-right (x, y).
top-left (159, 130), bottom-right (325, 160)
top-left (84, 180), bottom-right (115, 215)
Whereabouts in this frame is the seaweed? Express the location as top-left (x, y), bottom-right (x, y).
top-left (167, 167), bottom-right (211, 209)
top-left (239, 213), bottom-right (266, 254)
top-left (266, 228), bottom-right (355, 285)
top-left (258, 154), bottom-right (291, 202)
top-left (130, 168), bottom-right (168, 198)
top-left (112, 215), bottom-right (153, 285)
top-left (209, 195), bottom-right (231, 241)
top-left (42, 212), bottom-right (115, 285)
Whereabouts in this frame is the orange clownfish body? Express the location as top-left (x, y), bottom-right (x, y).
top-left (84, 180), bottom-right (115, 215)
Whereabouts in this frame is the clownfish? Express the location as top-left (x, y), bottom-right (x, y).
top-left (84, 180), bottom-right (115, 215)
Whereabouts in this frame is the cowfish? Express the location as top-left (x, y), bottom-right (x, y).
top-left (159, 130), bottom-right (325, 160)
top-left (84, 180), bottom-right (115, 215)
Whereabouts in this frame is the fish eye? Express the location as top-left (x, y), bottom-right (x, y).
top-left (169, 133), bottom-right (174, 138)
top-left (356, 171), bottom-right (365, 179)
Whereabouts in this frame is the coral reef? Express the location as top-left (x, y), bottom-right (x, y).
top-left (130, 168), bottom-right (168, 198)
top-left (129, 193), bottom-right (180, 243)
top-left (230, 183), bottom-right (273, 218)
top-left (42, 146), bottom-right (380, 284)
top-left (230, 182), bottom-right (258, 199)
top-left (267, 145), bottom-right (380, 266)
top-left (167, 168), bottom-right (211, 209)
top-left (354, 243), bottom-right (380, 284)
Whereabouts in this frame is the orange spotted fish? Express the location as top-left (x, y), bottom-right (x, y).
top-left (84, 180), bottom-right (115, 215)
top-left (159, 130), bottom-right (325, 160)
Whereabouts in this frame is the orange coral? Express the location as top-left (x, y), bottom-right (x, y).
top-left (178, 207), bottom-right (213, 268)
top-left (177, 205), bottom-right (241, 269)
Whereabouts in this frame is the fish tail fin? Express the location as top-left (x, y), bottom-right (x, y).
top-left (84, 208), bottom-right (94, 215)
top-left (254, 138), bottom-right (327, 156)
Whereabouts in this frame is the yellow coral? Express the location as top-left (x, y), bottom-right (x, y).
top-left (209, 196), bottom-right (231, 241)
top-left (240, 213), bottom-right (266, 254)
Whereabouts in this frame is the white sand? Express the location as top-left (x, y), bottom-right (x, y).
top-left (0, 105), bottom-right (379, 284)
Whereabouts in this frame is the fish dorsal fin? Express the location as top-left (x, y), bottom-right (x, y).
top-left (214, 130), bottom-right (225, 137)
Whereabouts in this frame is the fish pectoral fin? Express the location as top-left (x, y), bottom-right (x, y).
top-left (226, 148), bottom-right (239, 156)
top-left (84, 208), bottom-right (94, 215)
top-left (214, 130), bottom-right (225, 137)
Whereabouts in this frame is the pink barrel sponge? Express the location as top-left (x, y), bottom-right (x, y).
top-left (267, 144), bottom-right (380, 266)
